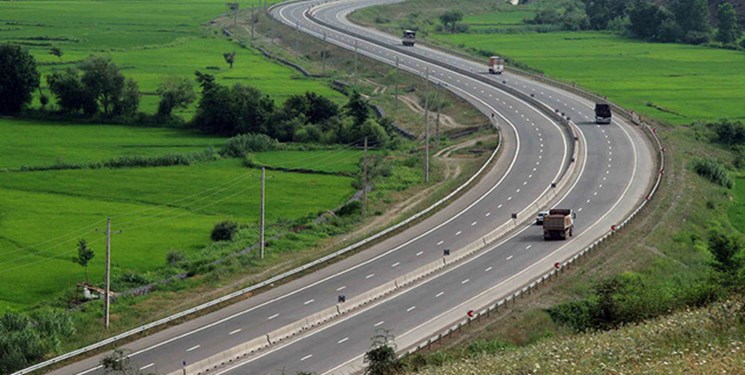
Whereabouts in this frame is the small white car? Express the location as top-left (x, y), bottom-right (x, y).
top-left (536, 211), bottom-right (549, 225)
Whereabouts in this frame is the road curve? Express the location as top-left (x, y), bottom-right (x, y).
top-left (42, 1), bottom-right (653, 375)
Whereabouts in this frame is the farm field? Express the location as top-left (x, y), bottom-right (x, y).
top-left (0, 123), bottom-right (358, 311)
top-left (0, 118), bottom-right (222, 170)
top-left (0, 0), bottom-right (344, 113)
top-left (434, 18), bottom-right (745, 125)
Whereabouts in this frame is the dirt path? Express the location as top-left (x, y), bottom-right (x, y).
top-left (398, 94), bottom-right (466, 130)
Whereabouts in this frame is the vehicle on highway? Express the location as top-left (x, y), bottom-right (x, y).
top-left (543, 209), bottom-right (575, 240)
top-left (402, 29), bottom-right (416, 46)
top-left (535, 210), bottom-right (549, 225)
top-left (488, 56), bottom-right (504, 74)
top-left (595, 102), bottom-right (612, 124)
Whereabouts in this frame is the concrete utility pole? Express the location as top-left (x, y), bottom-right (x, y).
top-left (394, 56), bottom-right (399, 115)
top-left (423, 67), bottom-right (431, 183)
top-left (100, 217), bottom-right (120, 329)
top-left (321, 32), bottom-right (328, 77)
top-left (362, 137), bottom-right (368, 217)
top-left (260, 167), bottom-right (265, 259)
top-left (354, 40), bottom-right (359, 86)
top-left (251, 7), bottom-right (255, 40)
top-left (436, 84), bottom-right (442, 149)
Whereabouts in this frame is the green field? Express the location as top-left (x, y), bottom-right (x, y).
top-left (0, 118), bottom-right (223, 170)
top-left (0, 120), bottom-right (357, 311)
top-left (0, 0), bottom-right (344, 113)
top-left (436, 15), bottom-right (745, 125)
top-left (250, 149), bottom-right (369, 174)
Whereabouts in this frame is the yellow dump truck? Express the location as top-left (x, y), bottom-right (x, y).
top-left (543, 209), bottom-right (575, 240)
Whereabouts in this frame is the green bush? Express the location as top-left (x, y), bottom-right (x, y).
top-left (692, 157), bottom-right (733, 188)
top-left (337, 200), bottom-right (361, 217)
top-left (220, 133), bottom-right (279, 157)
top-left (211, 220), bottom-right (238, 242)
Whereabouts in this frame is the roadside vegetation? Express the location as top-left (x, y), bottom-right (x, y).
top-left (351, 1), bottom-right (745, 374)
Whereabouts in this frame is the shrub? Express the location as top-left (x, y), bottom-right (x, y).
top-left (692, 157), bottom-right (733, 188)
top-left (211, 220), bottom-right (238, 242)
top-left (166, 250), bottom-right (185, 266)
top-left (220, 133), bottom-right (279, 157)
top-left (337, 200), bottom-right (361, 217)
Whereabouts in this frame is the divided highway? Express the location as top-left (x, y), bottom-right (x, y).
top-left (42, 1), bottom-right (655, 375)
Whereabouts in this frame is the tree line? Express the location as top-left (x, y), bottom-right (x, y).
top-left (529, 0), bottom-right (743, 46)
top-left (0, 44), bottom-right (396, 147)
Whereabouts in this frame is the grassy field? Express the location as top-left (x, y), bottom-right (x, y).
top-left (0, 121), bottom-right (357, 311)
top-left (249, 149), bottom-right (369, 174)
top-left (0, 118), bottom-right (223, 170)
top-left (0, 0), bottom-right (344, 113)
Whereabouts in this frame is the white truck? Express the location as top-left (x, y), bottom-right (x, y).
top-left (402, 30), bottom-right (416, 46)
top-left (488, 56), bottom-right (504, 74)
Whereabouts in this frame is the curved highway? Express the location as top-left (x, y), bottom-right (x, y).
top-left (45, 1), bottom-right (654, 375)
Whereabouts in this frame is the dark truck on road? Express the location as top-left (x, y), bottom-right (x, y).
top-left (543, 209), bottom-right (575, 240)
top-left (595, 103), bottom-right (612, 124)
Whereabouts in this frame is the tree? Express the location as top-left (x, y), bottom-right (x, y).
top-left (0, 310), bottom-right (74, 374)
top-left (81, 55), bottom-right (125, 116)
top-left (116, 78), bottom-right (140, 117)
top-left (439, 10), bottom-right (463, 33)
top-left (50, 46), bottom-right (63, 60)
top-left (101, 348), bottom-right (146, 375)
top-left (708, 231), bottom-right (743, 288)
top-left (364, 330), bottom-right (404, 375)
top-left (156, 77), bottom-right (196, 118)
top-left (0, 44), bottom-right (40, 114)
top-left (72, 239), bottom-right (95, 283)
top-left (47, 68), bottom-right (97, 114)
top-left (672, 0), bottom-right (710, 43)
top-left (628, 0), bottom-right (674, 41)
top-left (345, 91), bottom-right (370, 126)
top-left (304, 91), bottom-right (339, 124)
top-left (716, 2), bottom-right (740, 44)
top-left (582, 0), bottom-right (632, 30)
top-left (223, 51), bottom-right (236, 69)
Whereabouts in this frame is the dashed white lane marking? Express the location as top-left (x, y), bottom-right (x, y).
top-left (523, 181), bottom-right (527, 185)
top-left (456, 231), bottom-right (462, 236)
top-left (374, 321), bottom-right (384, 327)
top-left (338, 337), bottom-right (349, 344)
top-left (187, 345), bottom-right (200, 352)
top-left (526, 245), bottom-right (532, 250)
top-left (304, 299), bottom-right (314, 305)
top-left (436, 291), bottom-right (444, 298)
top-left (516, 189), bottom-right (521, 193)
top-left (586, 199), bottom-right (591, 203)
top-left (485, 266), bottom-right (493, 272)
top-left (406, 306), bottom-right (416, 312)
top-left (391, 262), bottom-right (400, 268)
top-left (365, 273), bottom-right (375, 279)
top-left (268, 313), bottom-right (279, 320)
top-left (229, 329), bottom-right (242, 335)
top-left (508, 196), bottom-right (513, 201)
top-left (593, 192), bottom-right (598, 196)
top-left (140, 363), bottom-right (154, 371)
top-left (578, 207), bottom-right (584, 212)
top-left (471, 221), bottom-right (478, 226)
top-left (437, 240), bottom-right (444, 245)
top-left (498, 204), bottom-right (503, 208)
top-left (301, 354), bottom-right (313, 361)
top-left (485, 212), bottom-right (491, 217)
top-left (528, 174), bottom-right (533, 178)
top-left (506, 255), bottom-right (514, 260)
top-left (416, 251), bottom-right (424, 256)
top-left (461, 279), bottom-right (470, 284)
top-left (336, 286), bottom-right (346, 291)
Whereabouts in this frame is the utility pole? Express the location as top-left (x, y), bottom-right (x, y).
top-left (354, 40), bottom-right (359, 86)
top-left (322, 32), bottom-right (327, 77)
top-left (394, 56), bottom-right (399, 115)
top-left (435, 85), bottom-right (442, 149)
top-left (250, 6), bottom-right (255, 40)
top-left (362, 137), bottom-right (368, 217)
top-left (99, 217), bottom-right (120, 329)
top-left (234, 2), bottom-right (238, 27)
top-left (260, 167), bottom-right (265, 259)
top-left (423, 67), bottom-right (431, 183)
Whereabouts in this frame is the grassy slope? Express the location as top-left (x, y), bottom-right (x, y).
top-left (0, 0), bottom-right (344, 112)
top-left (412, 299), bottom-right (745, 375)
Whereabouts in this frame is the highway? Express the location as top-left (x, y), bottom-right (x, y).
top-left (43, 1), bottom-right (655, 375)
